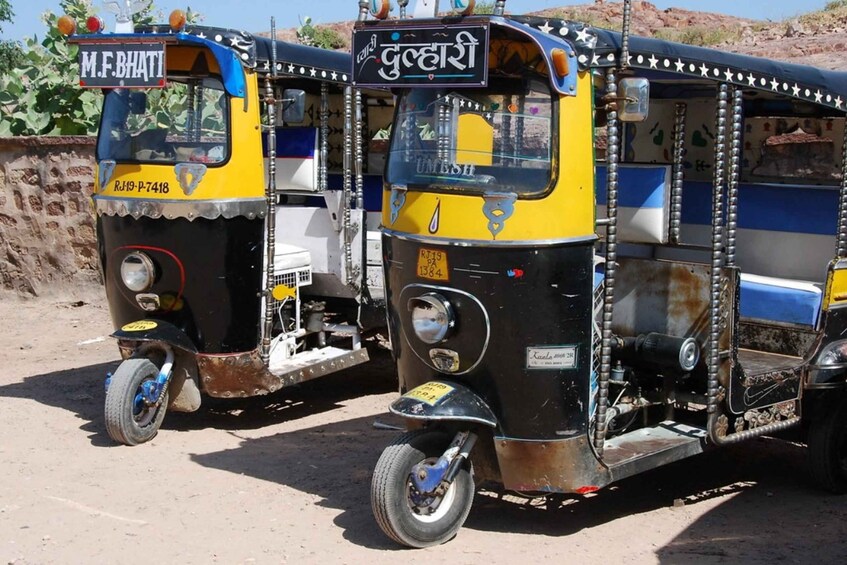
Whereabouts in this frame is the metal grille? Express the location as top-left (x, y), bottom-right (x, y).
top-left (269, 267), bottom-right (311, 308)
top-left (592, 277), bottom-right (604, 377)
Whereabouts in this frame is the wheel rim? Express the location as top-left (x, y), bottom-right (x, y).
top-left (405, 457), bottom-right (459, 524)
top-left (132, 378), bottom-right (158, 427)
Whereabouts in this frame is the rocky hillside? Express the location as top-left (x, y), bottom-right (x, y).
top-left (277, 1), bottom-right (847, 71)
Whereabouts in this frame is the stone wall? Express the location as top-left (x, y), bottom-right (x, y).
top-left (0, 136), bottom-right (99, 296)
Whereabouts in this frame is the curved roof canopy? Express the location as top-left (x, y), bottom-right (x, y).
top-left (508, 15), bottom-right (847, 112)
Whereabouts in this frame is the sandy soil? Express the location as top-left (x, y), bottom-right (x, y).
top-left (2, 289), bottom-right (847, 564)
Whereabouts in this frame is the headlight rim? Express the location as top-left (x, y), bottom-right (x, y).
top-left (408, 292), bottom-right (455, 345)
top-left (120, 251), bottom-right (156, 293)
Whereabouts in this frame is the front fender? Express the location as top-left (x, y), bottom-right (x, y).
top-left (390, 380), bottom-right (498, 427)
top-left (112, 319), bottom-right (198, 354)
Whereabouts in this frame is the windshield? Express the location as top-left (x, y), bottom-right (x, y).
top-left (96, 75), bottom-right (229, 165)
top-left (386, 77), bottom-right (554, 196)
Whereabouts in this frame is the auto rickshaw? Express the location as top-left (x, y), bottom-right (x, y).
top-left (353, 0), bottom-right (847, 547)
top-left (61, 5), bottom-right (393, 445)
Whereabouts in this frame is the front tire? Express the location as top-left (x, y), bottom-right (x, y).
top-left (105, 358), bottom-right (169, 446)
top-left (807, 400), bottom-right (847, 493)
top-left (371, 430), bottom-right (474, 548)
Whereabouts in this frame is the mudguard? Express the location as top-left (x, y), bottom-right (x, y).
top-left (390, 380), bottom-right (498, 427)
top-left (111, 319), bottom-right (198, 354)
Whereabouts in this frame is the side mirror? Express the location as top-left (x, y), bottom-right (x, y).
top-left (128, 91), bottom-right (147, 115)
top-left (282, 89), bottom-right (306, 124)
top-left (618, 77), bottom-right (649, 122)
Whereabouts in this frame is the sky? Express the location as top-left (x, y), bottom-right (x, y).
top-left (0, 0), bottom-right (832, 43)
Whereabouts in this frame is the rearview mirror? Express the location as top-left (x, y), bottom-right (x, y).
top-left (282, 89), bottom-right (306, 124)
top-left (618, 77), bottom-right (649, 122)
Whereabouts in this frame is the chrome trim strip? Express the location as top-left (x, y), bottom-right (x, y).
top-left (382, 228), bottom-right (598, 248)
top-left (94, 196), bottom-right (267, 221)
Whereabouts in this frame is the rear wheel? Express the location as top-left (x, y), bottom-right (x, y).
top-left (808, 400), bottom-right (847, 493)
top-left (105, 358), bottom-right (169, 446)
top-left (371, 430), bottom-right (474, 548)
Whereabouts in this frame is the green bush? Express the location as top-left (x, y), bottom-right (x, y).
top-left (296, 17), bottom-right (346, 50)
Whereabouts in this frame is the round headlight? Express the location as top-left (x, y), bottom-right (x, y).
top-left (121, 252), bottom-right (156, 292)
top-left (409, 293), bottom-right (454, 344)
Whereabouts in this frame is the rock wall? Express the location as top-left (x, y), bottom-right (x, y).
top-left (0, 136), bottom-right (100, 296)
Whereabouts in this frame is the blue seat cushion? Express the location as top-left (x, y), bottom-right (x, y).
top-left (739, 273), bottom-right (822, 327)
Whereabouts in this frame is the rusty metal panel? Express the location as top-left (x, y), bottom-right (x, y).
top-left (197, 347), bottom-right (369, 398)
top-left (494, 436), bottom-right (609, 493)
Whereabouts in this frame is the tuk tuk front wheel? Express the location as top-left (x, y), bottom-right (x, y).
top-left (371, 430), bottom-right (474, 548)
top-left (807, 400), bottom-right (847, 493)
top-left (105, 358), bottom-right (169, 446)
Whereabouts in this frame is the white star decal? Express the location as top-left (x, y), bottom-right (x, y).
top-left (792, 83), bottom-right (800, 96)
top-left (459, 98), bottom-right (466, 107)
top-left (229, 37), bottom-right (240, 47)
top-left (626, 55), bottom-right (632, 67)
top-left (310, 68), bottom-right (317, 77)
top-left (538, 21), bottom-right (553, 34)
top-left (331, 71), bottom-right (338, 81)
top-left (591, 54), bottom-right (600, 66)
top-left (770, 78), bottom-right (780, 91)
top-left (814, 90), bottom-right (823, 103)
top-left (699, 63), bottom-right (709, 77)
top-left (674, 59), bottom-right (685, 72)
top-left (747, 73), bottom-right (756, 86)
top-left (836, 96), bottom-right (843, 109)
top-left (197, 32), bottom-right (206, 39)
top-left (724, 68), bottom-right (734, 82)
top-left (288, 64), bottom-right (295, 73)
top-left (648, 54), bottom-right (658, 69)
top-left (484, 113), bottom-right (491, 119)
top-left (575, 27), bottom-right (591, 43)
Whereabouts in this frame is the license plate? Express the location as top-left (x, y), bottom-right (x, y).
top-left (417, 248), bottom-right (449, 281)
top-left (78, 42), bottom-right (166, 88)
top-left (405, 382), bottom-right (454, 406)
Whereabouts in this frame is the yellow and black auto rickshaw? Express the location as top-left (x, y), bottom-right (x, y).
top-left (353, 0), bottom-right (847, 547)
top-left (62, 7), bottom-right (393, 445)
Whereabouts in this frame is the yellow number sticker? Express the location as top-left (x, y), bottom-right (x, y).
top-left (416, 248), bottom-right (449, 282)
top-left (121, 320), bottom-right (158, 332)
top-left (405, 382), bottom-right (454, 406)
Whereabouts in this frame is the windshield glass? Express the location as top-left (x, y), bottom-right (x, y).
top-left (386, 77), bottom-right (554, 196)
top-left (96, 75), bottom-right (229, 165)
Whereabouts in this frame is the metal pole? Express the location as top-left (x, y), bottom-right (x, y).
top-left (593, 68), bottom-right (619, 456)
top-left (320, 82), bottom-right (329, 193)
top-left (355, 89), bottom-right (364, 210)
top-left (261, 17), bottom-right (279, 365)
top-left (398, 0), bottom-right (409, 18)
top-left (838, 123), bottom-right (847, 258)
top-left (726, 87), bottom-right (743, 267)
top-left (620, 0), bottom-right (633, 69)
top-left (357, 0), bottom-right (369, 21)
top-left (668, 102), bottom-right (686, 245)
top-left (706, 83), bottom-right (728, 420)
top-left (493, 0), bottom-right (506, 16)
top-left (343, 86), bottom-right (355, 287)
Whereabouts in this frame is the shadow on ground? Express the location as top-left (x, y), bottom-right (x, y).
top-left (192, 422), bottom-right (846, 555)
top-left (0, 348), bottom-right (396, 447)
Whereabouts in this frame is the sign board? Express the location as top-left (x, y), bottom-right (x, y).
top-left (526, 346), bottom-right (578, 370)
top-left (78, 43), bottom-right (166, 88)
top-left (352, 25), bottom-right (488, 88)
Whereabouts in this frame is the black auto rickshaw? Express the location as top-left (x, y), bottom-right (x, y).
top-left (353, 0), bottom-right (847, 547)
top-left (61, 6), bottom-right (393, 444)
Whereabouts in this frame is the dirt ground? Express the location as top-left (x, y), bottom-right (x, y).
top-left (2, 289), bottom-right (847, 564)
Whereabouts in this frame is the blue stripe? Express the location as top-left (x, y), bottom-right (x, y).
top-left (596, 165), bottom-right (667, 208)
top-left (680, 181), bottom-right (838, 236)
top-left (740, 279), bottom-right (821, 326)
top-left (261, 127), bottom-right (317, 158)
